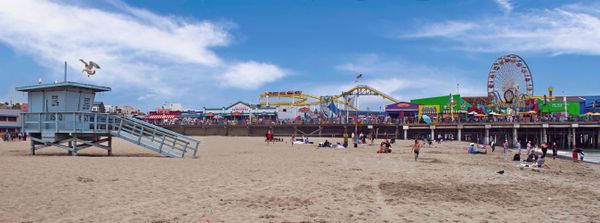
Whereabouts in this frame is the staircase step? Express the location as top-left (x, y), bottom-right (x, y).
top-left (109, 117), bottom-right (197, 158)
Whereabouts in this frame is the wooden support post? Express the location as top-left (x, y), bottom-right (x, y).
top-left (30, 139), bottom-right (35, 155)
top-left (513, 127), bottom-right (518, 148)
top-left (597, 128), bottom-right (600, 149)
top-left (68, 140), bottom-right (73, 156)
top-left (193, 142), bottom-right (199, 158)
top-left (107, 135), bottom-right (112, 156)
top-left (457, 128), bottom-right (462, 142)
top-left (484, 128), bottom-right (490, 145)
top-left (71, 137), bottom-right (77, 156)
top-left (567, 128), bottom-right (572, 149)
top-left (572, 127), bottom-right (577, 148)
top-left (430, 127), bottom-right (435, 141)
top-left (542, 128), bottom-right (547, 144)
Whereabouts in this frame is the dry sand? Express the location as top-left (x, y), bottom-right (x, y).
top-left (0, 136), bottom-right (599, 223)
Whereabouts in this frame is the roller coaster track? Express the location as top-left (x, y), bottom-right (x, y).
top-left (258, 85), bottom-right (398, 110)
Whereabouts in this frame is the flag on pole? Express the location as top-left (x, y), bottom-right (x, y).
top-left (354, 73), bottom-right (363, 83)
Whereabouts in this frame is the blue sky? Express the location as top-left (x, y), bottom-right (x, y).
top-left (1, 0), bottom-right (599, 111)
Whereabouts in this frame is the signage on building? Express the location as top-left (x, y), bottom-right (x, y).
top-left (231, 104), bottom-right (250, 112)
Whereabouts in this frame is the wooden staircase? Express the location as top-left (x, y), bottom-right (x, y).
top-left (109, 115), bottom-right (200, 158)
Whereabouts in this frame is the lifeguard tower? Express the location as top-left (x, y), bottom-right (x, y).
top-left (17, 81), bottom-right (199, 158)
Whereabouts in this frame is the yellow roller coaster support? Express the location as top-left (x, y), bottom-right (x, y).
top-left (258, 85), bottom-right (398, 110)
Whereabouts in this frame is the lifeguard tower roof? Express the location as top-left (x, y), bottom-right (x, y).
top-left (16, 81), bottom-right (111, 92)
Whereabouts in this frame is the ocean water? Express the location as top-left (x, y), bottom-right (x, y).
top-left (555, 150), bottom-right (600, 164)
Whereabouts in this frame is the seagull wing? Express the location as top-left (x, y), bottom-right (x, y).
top-left (89, 61), bottom-right (101, 69)
top-left (79, 59), bottom-right (88, 67)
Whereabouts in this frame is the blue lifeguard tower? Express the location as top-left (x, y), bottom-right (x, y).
top-left (17, 81), bottom-right (199, 157)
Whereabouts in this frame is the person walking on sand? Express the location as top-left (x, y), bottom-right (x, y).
top-left (291, 134), bottom-right (296, 147)
top-left (266, 129), bottom-right (273, 145)
top-left (411, 139), bottom-right (421, 161)
top-left (503, 139), bottom-right (509, 159)
top-left (552, 142), bottom-right (558, 160)
top-left (343, 132), bottom-right (349, 148)
top-left (352, 132), bottom-right (357, 148)
top-left (541, 142), bottom-right (548, 158)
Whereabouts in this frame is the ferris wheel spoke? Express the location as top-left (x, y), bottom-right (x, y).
top-left (487, 54), bottom-right (533, 109)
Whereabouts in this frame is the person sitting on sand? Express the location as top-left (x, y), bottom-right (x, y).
top-left (384, 140), bottom-right (391, 153)
top-left (526, 150), bottom-right (539, 163)
top-left (377, 141), bottom-right (386, 153)
top-left (322, 140), bottom-right (331, 148)
top-left (536, 157), bottom-right (550, 169)
top-left (513, 152), bottom-right (521, 161)
top-left (377, 141), bottom-right (392, 153)
top-left (468, 143), bottom-right (487, 154)
top-left (412, 139), bottom-right (421, 161)
top-left (572, 147), bottom-right (584, 162)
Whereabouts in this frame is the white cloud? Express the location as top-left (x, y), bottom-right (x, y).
top-left (403, 3), bottom-right (600, 55)
top-left (0, 0), bottom-right (287, 109)
top-left (495, 0), bottom-right (513, 13)
top-left (402, 21), bottom-right (477, 38)
top-left (218, 61), bottom-right (287, 89)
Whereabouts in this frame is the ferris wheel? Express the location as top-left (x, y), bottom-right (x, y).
top-left (487, 54), bottom-right (534, 104)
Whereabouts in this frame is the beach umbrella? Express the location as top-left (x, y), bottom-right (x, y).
top-left (422, 115), bottom-right (432, 124)
top-left (468, 111), bottom-right (478, 115)
top-left (489, 112), bottom-right (498, 115)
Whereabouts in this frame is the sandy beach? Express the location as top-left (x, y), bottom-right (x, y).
top-left (1, 137), bottom-right (599, 222)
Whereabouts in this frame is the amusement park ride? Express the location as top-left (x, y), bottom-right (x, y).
top-left (258, 85), bottom-right (399, 111)
top-left (259, 54), bottom-right (557, 117)
top-left (485, 54), bottom-right (557, 114)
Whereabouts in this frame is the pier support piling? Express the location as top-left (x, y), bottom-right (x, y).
top-left (541, 128), bottom-right (547, 144)
top-left (484, 125), bottom-right (490, 145)
top-left (572, 127), bottom-right (577, 148)
top-left (512, 126), bottom-right (519, 148)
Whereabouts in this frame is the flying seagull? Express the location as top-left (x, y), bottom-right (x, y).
top-left (79, 59), bottom-right (101, 77)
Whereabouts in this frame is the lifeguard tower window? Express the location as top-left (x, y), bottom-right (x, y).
top-left (51, 95), bottom-right (59, 107)
top-left (83, 98), bottom-right (91, 110)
